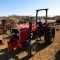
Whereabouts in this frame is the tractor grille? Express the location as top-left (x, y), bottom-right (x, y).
top-left (12, 28), bottom-right (19, 40)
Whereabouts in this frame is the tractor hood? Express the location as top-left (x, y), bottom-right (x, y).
top-left (16, 22), bottom-right (36, 30)
top-left (17, 23), bottom-right (29, 29)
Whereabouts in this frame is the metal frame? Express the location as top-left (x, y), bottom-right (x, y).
top-left (36, 8), bottom-right (48, 24)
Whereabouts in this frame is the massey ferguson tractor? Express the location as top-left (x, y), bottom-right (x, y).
top-left (8, 9), bottom-right (55, 56)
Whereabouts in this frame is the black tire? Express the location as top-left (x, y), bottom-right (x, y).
top-left (27, 40), bottom-right (37, 56)
top-left (44, 27), bottom-right (55, 44)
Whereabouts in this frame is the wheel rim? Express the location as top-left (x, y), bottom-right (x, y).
top-left (31, 44), bottom-right (37, 55)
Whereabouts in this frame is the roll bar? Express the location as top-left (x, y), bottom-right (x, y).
top-left (36, 8), bottom-right (48, 23)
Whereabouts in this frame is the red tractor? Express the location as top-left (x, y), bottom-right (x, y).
top-left (8, 9), bottom-right (55, 56)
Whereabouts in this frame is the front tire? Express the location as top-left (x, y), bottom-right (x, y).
top-left (27, 40), bottom-right (37, 56)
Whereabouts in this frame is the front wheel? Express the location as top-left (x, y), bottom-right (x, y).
top-left (27, 40), bottom-right (37, 56)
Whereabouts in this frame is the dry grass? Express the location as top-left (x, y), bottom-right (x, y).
top-left (0, 30), bottom-right (60, 60)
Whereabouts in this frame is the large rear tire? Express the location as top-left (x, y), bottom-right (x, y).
top-left (44, 27), bottom-right (55, 44)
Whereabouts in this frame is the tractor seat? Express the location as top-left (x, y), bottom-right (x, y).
top-left (37, 21), bottom-right (43, 29)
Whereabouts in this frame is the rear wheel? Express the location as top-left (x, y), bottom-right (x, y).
top-left (27, 40), bottom-right (37, 56)
top-left (44, 27), bottom-right (55, 44)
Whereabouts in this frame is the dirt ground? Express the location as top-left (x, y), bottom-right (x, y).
top-left (0, 30), bottom-right (60, 60)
